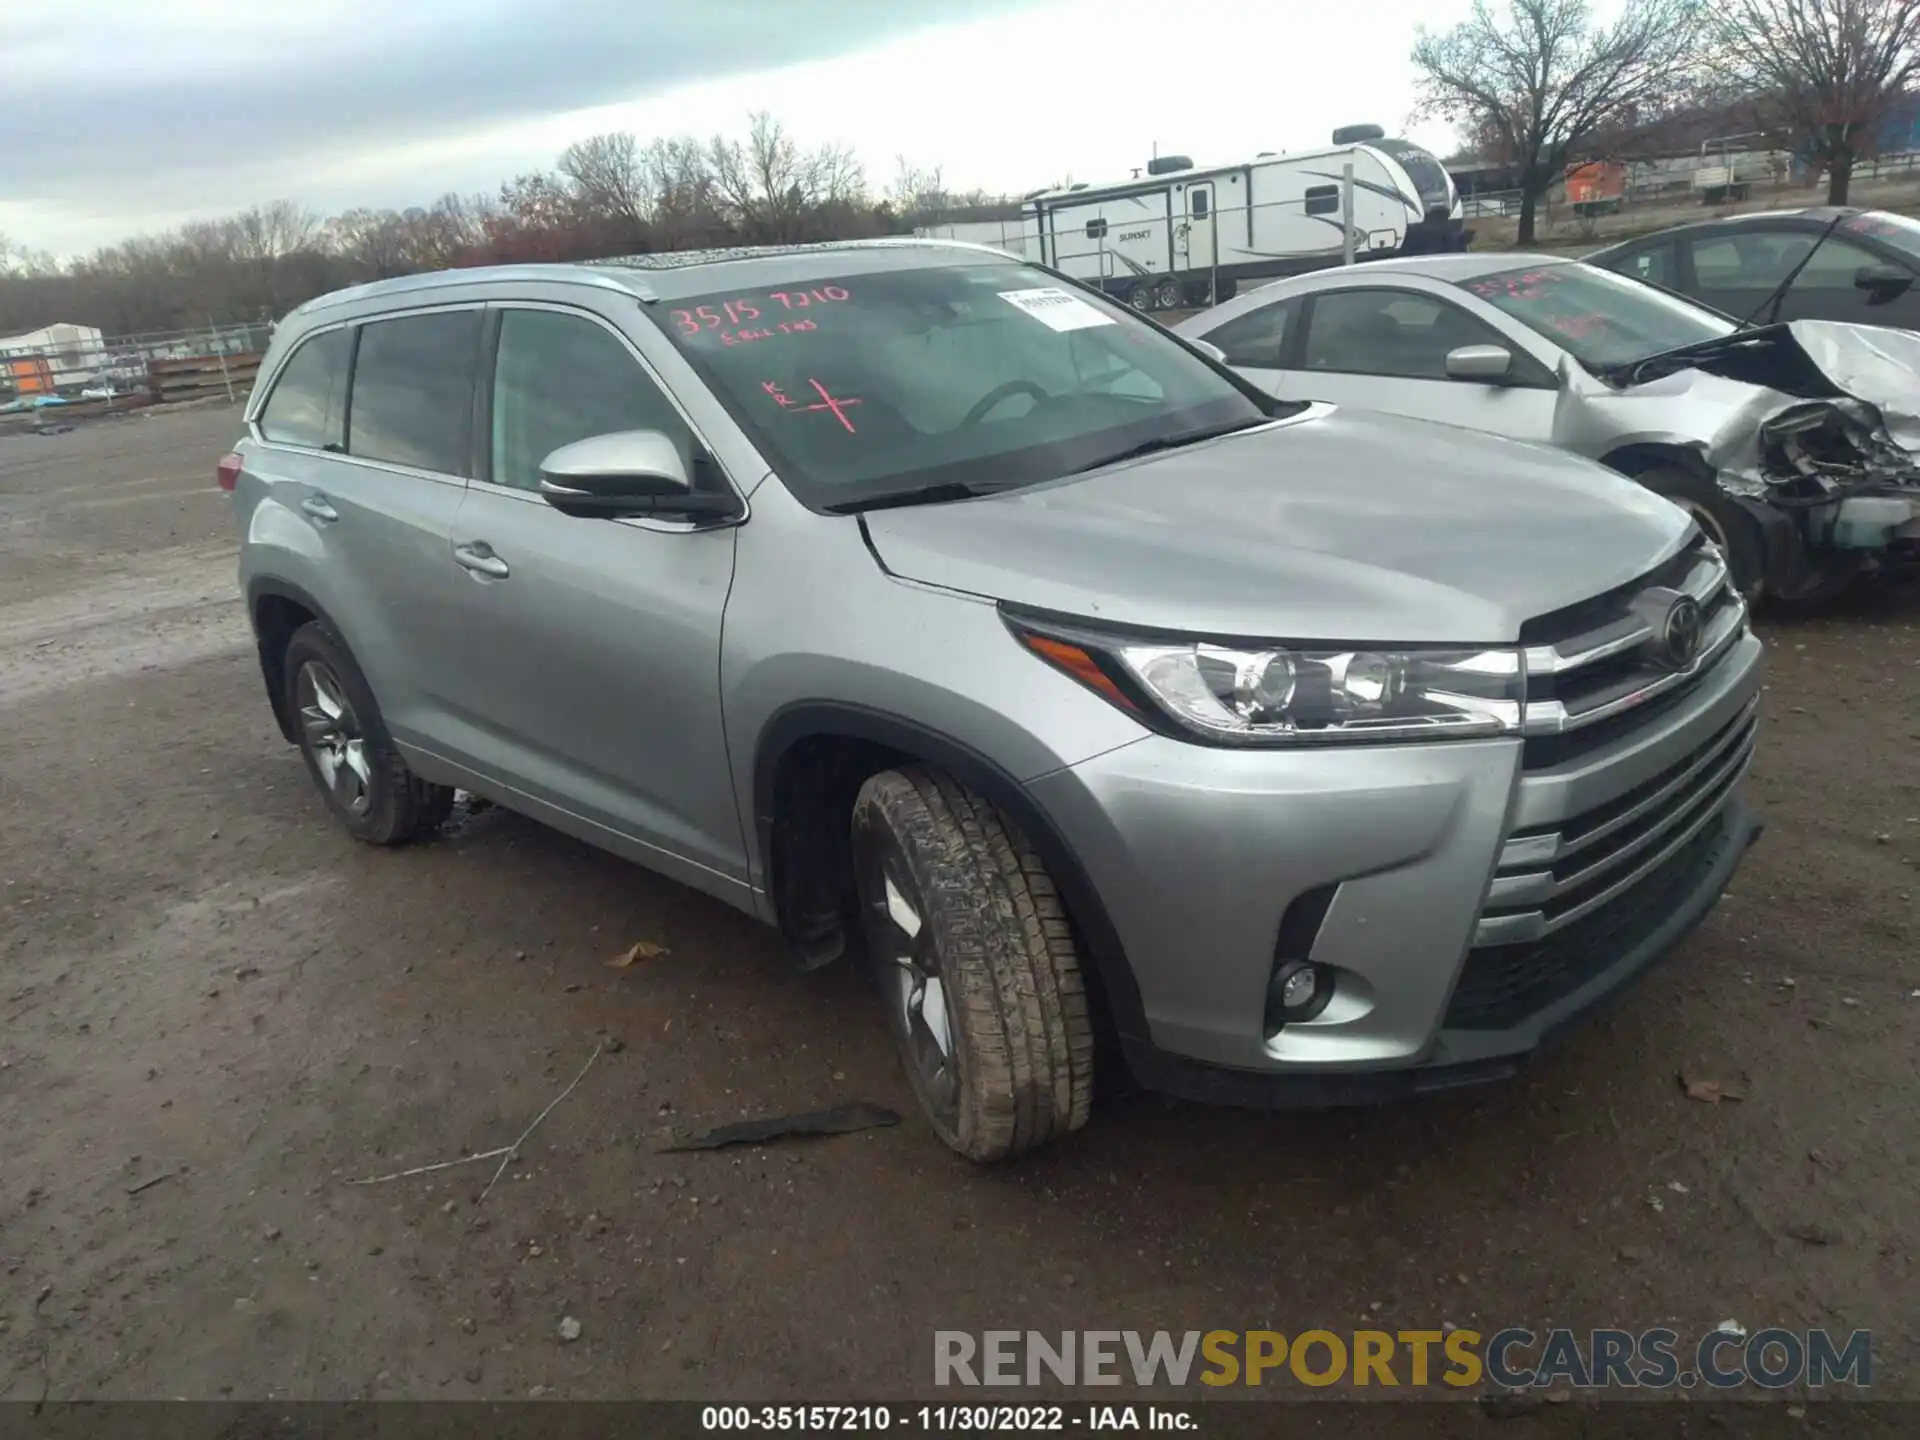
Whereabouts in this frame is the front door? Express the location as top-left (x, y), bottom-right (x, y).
top-left (1279, 286), bottom-right (1560, 442)
top-left (436, 302), bottom-right (748, 898)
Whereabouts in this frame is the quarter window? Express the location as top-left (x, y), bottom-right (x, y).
top-left (1302, 288), bottom-right (1509, 379)
top-left (490, 309), bottom-right (693, 492)
top-left (257, 328), bottom-right (351, 449)
top-left (347, 311), bottom-right (482, 475)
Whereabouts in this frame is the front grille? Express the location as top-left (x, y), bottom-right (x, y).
top-left (1445, 812), bottom-right (1729, 1030)
top-left (1519, 539), bottom-right (1747, 770)
top-left (1473, 696), bottom-right (1758, 950)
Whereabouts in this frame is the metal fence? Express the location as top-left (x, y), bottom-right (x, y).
top-left (0, 318), bottom-right (272, 415)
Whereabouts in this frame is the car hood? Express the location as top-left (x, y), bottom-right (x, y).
top-left (861, 405), bottom-right (1691, 643)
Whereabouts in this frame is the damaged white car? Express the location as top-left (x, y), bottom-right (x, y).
top-left (1176, 255), bottom-right (1920, 604)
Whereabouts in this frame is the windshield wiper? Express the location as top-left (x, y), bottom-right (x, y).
top-left (1067, 419), bottom-right (1266, 476)
top-left (825, 481), bottom-right (1011, 514)
top-left (1740, 210), bottom-right (1848, 328)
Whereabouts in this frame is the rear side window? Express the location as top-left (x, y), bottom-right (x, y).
top-left (347, 311), bottom-right (481, 475)
top-left (490, 309), bottom-right (693, 491)
top-left (1304, 185), bottom-right (1340, 217)
top-left (1203, 296), bottom-right (1297, 368)
top-left (257, 328), bottom-right (350, 449)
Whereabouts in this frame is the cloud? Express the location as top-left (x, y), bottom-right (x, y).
top-left (0, 0), bottom-right (1038, 209)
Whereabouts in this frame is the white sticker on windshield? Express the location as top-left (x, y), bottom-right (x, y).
top-left (998, 287), bottom-right (1115, 332)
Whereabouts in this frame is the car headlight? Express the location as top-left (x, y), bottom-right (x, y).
top-left (1010, 616), bottom-right (1524, 745)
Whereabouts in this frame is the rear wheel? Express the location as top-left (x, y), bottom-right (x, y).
top-left (283, 623), bottom-right (454, 845)
top-left (1156, 276), bottom-right (1184, 311)
top-left (1128, 282), bottom-right (1155, 313)
top-left (851, 768), bottom-right (1094, 1161)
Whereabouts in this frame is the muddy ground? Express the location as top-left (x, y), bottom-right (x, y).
top-left (1, 405), bottom-right (1915, 1410)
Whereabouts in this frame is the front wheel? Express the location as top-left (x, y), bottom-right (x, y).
top-left (1128, 282), bottom-right (1155, 313)
top-left (1632, 466), bottom-right (1767, 602)
top-left (851, 768), bottom-right (1094, 1161)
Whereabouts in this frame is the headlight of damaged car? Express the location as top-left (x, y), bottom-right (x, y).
top-left (1012, 619), bottom-right (1523, 744)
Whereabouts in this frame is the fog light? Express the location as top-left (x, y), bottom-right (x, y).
top-left (1264, 959), bottom-right (1333, 1032)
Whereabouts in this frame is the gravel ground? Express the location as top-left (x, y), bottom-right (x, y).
top-left (0, 405), bottom-right (1915, 1411)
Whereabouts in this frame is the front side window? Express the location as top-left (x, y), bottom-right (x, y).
top-left (1301, 288), bottom-right (1506, 379)
top-left (490, 309), bottom-right (692, 491)
top-left (1685, 230), bottom-right (1878, 291)
top-left (258, 327), bottom-right (351, 449)
top-left (1459, 262), bottom-right (1733, 370)
top-left (652, 261), bottom-right (1265, 509)
top-left (347, 310), bottom-right (481, 475)
top-left (1203, 296), bottom-right (1297, 369)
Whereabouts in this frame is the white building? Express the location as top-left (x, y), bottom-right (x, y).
top-left (0, 322), bottom-right (107, 385)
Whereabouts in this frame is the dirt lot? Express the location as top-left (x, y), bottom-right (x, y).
top-left (1, 405), bottom-right (1916, 1409)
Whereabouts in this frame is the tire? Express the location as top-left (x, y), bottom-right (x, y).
top-left (1156, 276), bottom-right (1184, 311)
top-left (1128, 282), bottom-right (1155, 313)
top-left (1631, 465), bottom-right (1767, 602)
top-left (850, 767), bottom-right (1095, 1161)
top-left (282, 622), bottom-right (455, 846)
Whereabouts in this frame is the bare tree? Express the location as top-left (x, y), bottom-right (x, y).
top-left (558, 132), bottom-right (654, 243)
top-left (709, 112), bottom-right (865, 240)
top-left (1713, 0), bottom-right (1920, 203)
top-left (1412, 0), bottom-right (1703, 241)
top-left (329, 209), bottom-right (411, 278)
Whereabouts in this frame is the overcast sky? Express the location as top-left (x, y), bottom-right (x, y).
top-left (1, 0), bottom-right (1469, 258)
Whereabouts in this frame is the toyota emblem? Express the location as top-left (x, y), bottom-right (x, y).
top-left (1660, 595), bottom-right (1704, 669)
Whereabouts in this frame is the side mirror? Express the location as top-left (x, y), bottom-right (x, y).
top-left (1854, 263), bottom-right (1913, 305)
top-left (537, 430), bottom-right (738, 520)
top-left (1189, 338), bottom-right (1227, 363)
top-left (1445, 344), bottom-right (1515, 382)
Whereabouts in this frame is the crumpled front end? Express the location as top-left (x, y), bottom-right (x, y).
top-left (1705, 323), bottom-right (1920, 558)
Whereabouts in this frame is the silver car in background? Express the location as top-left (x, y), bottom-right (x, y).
top-left (224, 239), bottom-right (1762, 1159)
top-left (1177, 255), bottom-right (1920, 606)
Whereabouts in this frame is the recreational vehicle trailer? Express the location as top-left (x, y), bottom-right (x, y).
top-left (916, 127), bottom-right (1468, 311)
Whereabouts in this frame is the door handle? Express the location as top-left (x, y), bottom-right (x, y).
top-left (453, 542), bottom-right (510, 580)
top-left (301, 495), bottom-right (339, 523)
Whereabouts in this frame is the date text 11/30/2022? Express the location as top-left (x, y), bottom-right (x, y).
top-left (673, 287), bottom-right (852, 347)
top-left (700, 1405), bottom-right (1195, 1431)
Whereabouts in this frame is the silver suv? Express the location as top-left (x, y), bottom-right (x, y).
top-left (222, 239), bottom-right (1764, 1160)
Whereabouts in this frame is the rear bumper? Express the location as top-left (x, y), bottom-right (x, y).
top-left (1118, 796), bottom-right (1761, 1108)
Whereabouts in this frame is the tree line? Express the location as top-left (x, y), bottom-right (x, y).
top-left (0, 112), bottom-right (1010, 341)
top-left (1413, 0), bottom-right (1920, 241)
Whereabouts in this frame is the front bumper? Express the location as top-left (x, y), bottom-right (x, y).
top-left (1025, 629), bottom-right (1764, 1104)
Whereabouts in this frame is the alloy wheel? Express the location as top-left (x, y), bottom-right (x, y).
top-left (295, 660), bottom-right (373, 817)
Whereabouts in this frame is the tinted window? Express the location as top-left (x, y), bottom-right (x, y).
top-left (1459, 262), bottom-right (1732, 370)
top-left (1375, 140), bottom-right (1454, 210)
top-left (258, 328), bottom-right (350, 448)
top-left (1204, 296), bottom-right (1296, 368)
top-left (1190, 189), bottom-right (1210, 219)
top-left (1688, 230), bottom-right (1879, 291)
top-left (347, 311), bottom-right (481, 474)
top-left (1302, 289), bottom-right (1506, 379)
top-left (1086, 218), bottom-right (1108, 240)
top-left (491, 309), bottom-right (692, 491)
top-left (1607, 244), bottom-right (1673, 288)
top-left (654, 262), bottom-right (1264, 509)
top-left (1304, 185), bottom-right (1340, 217)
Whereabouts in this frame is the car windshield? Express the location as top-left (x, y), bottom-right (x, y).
top-left (652, 260), bottom-right (1266, 509)
top-left (1842, 209), bottom-right (1920, 260)
top-left (1457, 262), bottom-right (1736, 370)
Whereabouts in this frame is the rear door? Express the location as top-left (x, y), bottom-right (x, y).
top-left (435, 299), bottom-right (748, 895)
top-left (245, 311), bottom-right (479, 753)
